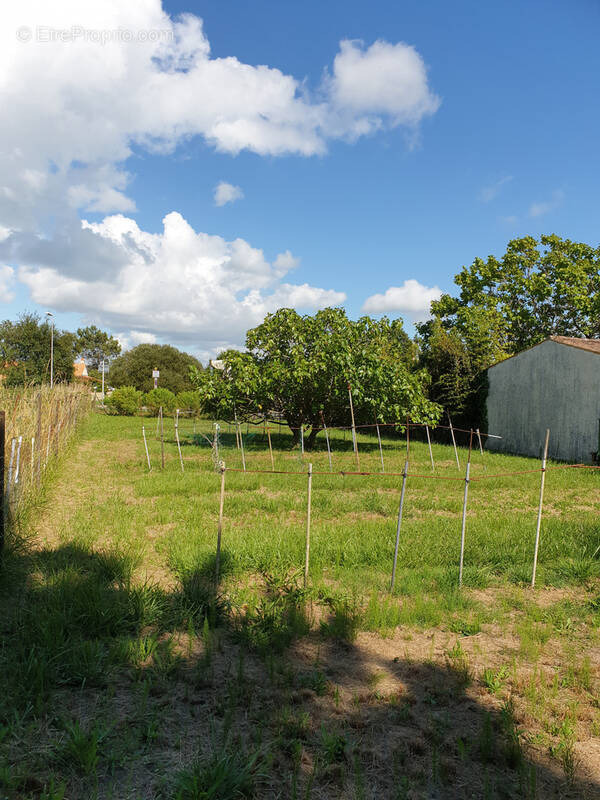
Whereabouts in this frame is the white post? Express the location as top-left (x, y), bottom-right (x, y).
top-left (458, 431), bottom-right (473, 588)
top-left (300, 425), bottom-right (304, 458)
top-left (6, 438), bottom-right (16, 500)
top-left (321, 411), bottom-right (332, 471)
top-left (175, 410), bottom-right (184, 472)
top-left (390, 459), bottom-right (409, 591)
top-left (426, 424), bottom-right (435, 471)
top-left (101, 359), bottom-right (105, 398)
top-left (215, 462), bottom-right (226, 583)
top-left (14, 436), bottom-right (22, 485)
top-left (376, 422), bottom-right (385, 473)
top-left (31, 437), bottom-right (35, 484)
top-left (531, 429), bottom-right (550, 588)
top-left (476, 428), bottom-right (485, 470)
top-left (348, 383), bottom-right (360, 470)
top-left (304, 463), bottom-right (313, 588)
top-left (142, 425), bottom-right (151, 470)
top-left (448, 413), bottom-right (460, 470)
top-left (238, 421), bottom-right (246, 472)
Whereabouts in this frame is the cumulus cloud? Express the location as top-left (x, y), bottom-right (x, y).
top-left (17, 212), bottom-right (345, 352)
top-left (214, 182), bottom-right (244, 207)
top-left (1, 2), bottom-right (439, 227)
top-left (480, 175), bottom-right (513, 203)
top-left (529, 190), bottom-right (564, 218)
top-left (0, 265), bottom-right (16, 302)
top-left (362, 279), bottom-right (442, 321)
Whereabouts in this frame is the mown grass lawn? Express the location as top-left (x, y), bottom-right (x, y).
top-left (1, 411), bottom-right (599, 799)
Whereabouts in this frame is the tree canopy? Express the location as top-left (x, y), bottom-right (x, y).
top-left (0, 312), bottom-right (75, 385)
top-left (192, 307), bottom-right (440, 447)
top-left (75, 325), bottom-right (121, 369)
top-left (417, 234), bottom-right (600, 424)
top-left (108, 343), bottom-right (202, 393)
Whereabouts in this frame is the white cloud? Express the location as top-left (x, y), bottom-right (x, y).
top-left (0, 265), bottom-right (16, 302)
top-left (362, 279), bottom-right (442, 321)
top-left (529, 190), bottom-right (564, 218)
top-left (480, 175), bottom-right (513, 203)
top-left (214, 181), bottom-right (244, 207)
top-left (0, 3), bottom-right (439, 229)
top-left (17, 212), bottom-right (345, 353)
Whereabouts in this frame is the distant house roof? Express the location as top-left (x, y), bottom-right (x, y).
top-left (73, 358), bottom-right (90, 379)
top-left (549, 336), bottom-right (600, 355)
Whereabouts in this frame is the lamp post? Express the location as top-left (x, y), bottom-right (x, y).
top-left (46, 312), bottom-right (54, 388)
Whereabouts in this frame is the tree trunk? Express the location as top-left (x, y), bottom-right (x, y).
top-left (305, 424), bottom-right (322, 451)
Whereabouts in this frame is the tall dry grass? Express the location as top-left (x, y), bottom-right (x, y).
top-left (1, 384), bottom-right (93, 519)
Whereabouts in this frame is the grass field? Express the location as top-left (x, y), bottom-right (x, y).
top-left (1, 412), bottom-right (599, 799)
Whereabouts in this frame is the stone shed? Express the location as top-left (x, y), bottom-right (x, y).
top-left (486, 336), bottom-right (600, 463)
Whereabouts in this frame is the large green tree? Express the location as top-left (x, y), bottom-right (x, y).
top-left (418, 234), bottom-right (600, 424)
top-left (192, 308), bottom-right (440, 448)
top-left (0, 312), bottom-right (76, 385)
top-left (108, 343), bottom-right (202, 393)
top-left (75, 325), bottom-right (121, 369)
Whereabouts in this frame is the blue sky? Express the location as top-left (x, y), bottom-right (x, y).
top-left (1, 0), bottom-right (599, 360)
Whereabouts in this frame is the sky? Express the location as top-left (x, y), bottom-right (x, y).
top-left (1, 0), bottom-right (599, 362)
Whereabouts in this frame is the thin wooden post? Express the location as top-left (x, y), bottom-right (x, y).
top-left (238, 421), bottom-right (246, 471)
top-left (531, 429), bottom-right (550, 588)
top-left (426, 424), bottom-right (435, 471)
top-left (320, 412), bottom-right (332, 471)
top-left (376, 421), bottom-right (385, 473)
top-left (304, 463), bottom-right (313, 588)
top-left (348, 383), bottom-right (360, 470)
top-left (458, 430), bottom-right (473, 588)
top-left (390, 459), bottom-right (409, 591)
top-left (142, 425), bottom-right (151, 470)
top-left (160, 407), bottom-right (165, 469)
top-left (448, 413), bottom-right (460, 470)
top-left (175, 410), bottom-right (184, 472)
top-left (14, 436), bottom-right (22, 486)
top-left (6, 438), bottom-right (16, 504)
top-left (476, 428), bottom-right (485, 470)
top-left (215, 462), bottom-right (226, 583)
top-left (35, 392), bottom-right (42, 485)
top-left (0, 411), bottom-right (4, 556)
top-left (266, 423), bottom-right (274, 471)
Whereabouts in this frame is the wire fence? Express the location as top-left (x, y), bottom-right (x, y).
top-left (142, 412), bottom-right (600, 593)
top-left (0, 385), bottom-right (93, 555)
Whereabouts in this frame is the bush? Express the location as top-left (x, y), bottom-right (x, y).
top-left (176, 390), bottom-right (201, 413)
top-left (105, 386), bottom-right (142, 416)
top-left (142, 387), bottom-right (176, 415)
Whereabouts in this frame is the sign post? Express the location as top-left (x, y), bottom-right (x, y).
top-left (152, 368), bottom-right (160, 390)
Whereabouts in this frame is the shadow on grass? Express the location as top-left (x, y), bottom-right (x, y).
top-left (1, 537), bottom-right (599, 799)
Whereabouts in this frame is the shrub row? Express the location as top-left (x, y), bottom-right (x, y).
top-left (105, 386), bottom-right (201, 416)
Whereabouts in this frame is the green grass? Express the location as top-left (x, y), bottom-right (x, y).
top-left (1, 411), bottom-right (599, 799)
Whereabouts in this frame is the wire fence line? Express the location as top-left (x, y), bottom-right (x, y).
top-left (142, 418), bottom-right (599, 591)
top-left (0, 385), bottom-right (93, 556)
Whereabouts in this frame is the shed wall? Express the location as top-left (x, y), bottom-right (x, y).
top-left (486, 340), bottom-right (600, 462)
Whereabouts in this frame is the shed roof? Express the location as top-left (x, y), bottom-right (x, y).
top-left (488, 335), bottom-right (600, 370)
top-left (549, 336), bottom-right (600, 355)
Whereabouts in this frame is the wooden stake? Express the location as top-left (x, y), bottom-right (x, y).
top-left (35, 392), bottom-right (42, 485)
top-left (215, 462), bottom-right (226, 583)
top-left (175, 410), bottom-right (184, 472)
top-left (266, 424), bottom-right (274, 471)
top-left (458, 430), bottom-right (473, 587)
top-left (426, 424), bottom-right (435, 471)
top-left (376, 421), bottom-right (384, 473)
top-left (160, 407), bottom-right (165, 469)
top-left (238, 421), bottom-right (246, 471)
top-left (531, 429), bottom-right (550, 589)
top-left (348, 383), bottom-right (360, 470)
top-left (390, 459), bottom-right (409, 591)
top-left (142, 425), bottom-right (151, 470)
top-left (320, 412), bottom-right (332, 472)
top-left (0, 411), bottom-right (4, 556)
top-left (304, 463), bottom-right (313, 588)
top-left (448, 413), bottom-right (460, 470)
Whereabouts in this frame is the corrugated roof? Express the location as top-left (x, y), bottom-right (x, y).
top-left (549, 336), bottom-right (600, 355)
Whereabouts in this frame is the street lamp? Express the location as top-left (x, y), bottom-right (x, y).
top-left (46, 312), bottom-right (54, 388)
